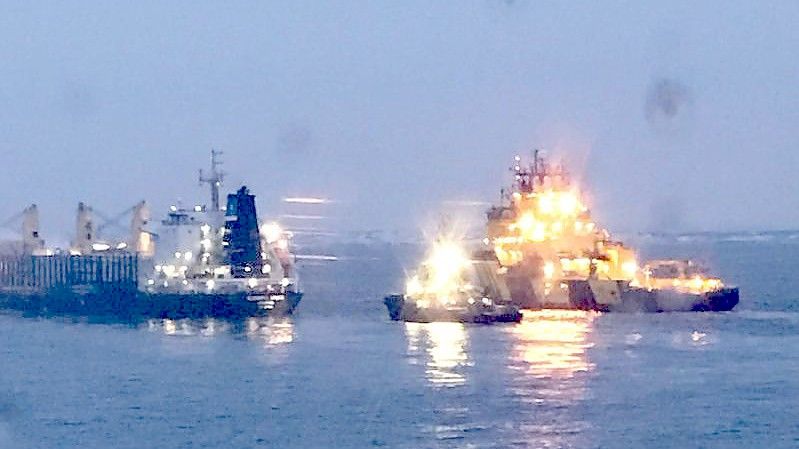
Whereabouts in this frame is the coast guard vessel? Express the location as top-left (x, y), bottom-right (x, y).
top-left (484, 151), bottom-right (738, 312)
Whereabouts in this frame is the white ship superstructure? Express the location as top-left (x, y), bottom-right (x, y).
top-left (144, 151), bottom-right (300, 311)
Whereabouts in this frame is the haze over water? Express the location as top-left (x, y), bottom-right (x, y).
top-left (2, 1), bottom-right (799, 236)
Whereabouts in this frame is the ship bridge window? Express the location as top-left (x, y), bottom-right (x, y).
top-left (226, 198), bottom-right (239, 216)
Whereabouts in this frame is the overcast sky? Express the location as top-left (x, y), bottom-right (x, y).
top-left (1, 1), bottom-right (798, 242)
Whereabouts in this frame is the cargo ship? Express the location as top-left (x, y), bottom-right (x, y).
top-left (484, 151), bottom-right (738, 312)
top-left (0, 151), bottom-right (302, 320)
top-left (384, 235), bottom-right (522, 323)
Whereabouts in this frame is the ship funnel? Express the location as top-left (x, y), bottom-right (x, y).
top-left (223, 186), bottom-right (264, 277)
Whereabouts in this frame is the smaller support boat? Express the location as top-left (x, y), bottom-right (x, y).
top-left (384, 238), bottom-right (522, 323)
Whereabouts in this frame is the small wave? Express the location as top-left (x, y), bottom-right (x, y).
top-left (730, 310), bottom-right (799, 322)
top-left (722, 233), bottom-right (775, 242)
top-left (676, 235), bottom-right (701, 243)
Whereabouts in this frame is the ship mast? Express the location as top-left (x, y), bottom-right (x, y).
top-left (532, 149), bottom-right (543, 186)
top-left (511, 152), bottom-right (536, 195)
top-left (199, 149), bottom-right (225, 211)
top-left (516, 149), bottom-right (570, 191)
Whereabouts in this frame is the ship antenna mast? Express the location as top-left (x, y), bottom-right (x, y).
top-left (532, 148), bottom-right (544, 186)
top-left (199, 149), bottom-right (225, 211)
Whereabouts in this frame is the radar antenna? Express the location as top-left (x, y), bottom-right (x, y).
top-left (199, 149), bottom-right (225, 211)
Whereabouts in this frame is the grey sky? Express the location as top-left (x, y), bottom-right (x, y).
top-left (1, 1), bottom-right (798, 242)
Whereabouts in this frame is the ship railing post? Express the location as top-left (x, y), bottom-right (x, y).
top-left (102, 256), bottom-right (107, 284)
top-left (27, 255), bottom-right (34, 288)
top-left (29, 255), bottom-right (35, 289)
top-left (16, 256), bottom-right (22, 287)
top-left (46, 255), bottom-right (52, 289)
top-left (67, 255), bottom-right (74, 287)
top-left (18, 256), bottom-right (24, 287)
top-left (59, 255), bottom-right (65, 286)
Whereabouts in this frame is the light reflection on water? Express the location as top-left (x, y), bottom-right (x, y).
top-left (143, 317), bottom-right (294, 347)
top-left (246, 317), bottom-right (295, 346)
top-left (504, 310), bottom-right (598, 448)
top-left (405, 322), bottom-right (470, 387)
top-left (508, 309), bottom-right (598, 380)
top-left (402, 312), bottom-right (599, 447)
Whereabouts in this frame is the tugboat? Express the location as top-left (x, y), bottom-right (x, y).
top-left (384, 237), bottom-right (522, 323)
top-left (484, 151), bottom-right (738, 312)
top-left (0, 151), bottom-right (302, 320)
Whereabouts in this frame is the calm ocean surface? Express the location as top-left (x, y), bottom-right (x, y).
top-left (1, 236), bottom-right (798, 448)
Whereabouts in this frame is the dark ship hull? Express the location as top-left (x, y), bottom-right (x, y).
top-left (653, 286), bottom-right (739, 312)
top-left (0, 186), bottom-right (305, 323)
top-left (0, 286), bottom-right (302, 321)
top-left (504, 265), bottom-right (738, 312)
top-left (564, 282), bottom-right (738, 312)
top-left (384, 294), bottom-right (522, 323)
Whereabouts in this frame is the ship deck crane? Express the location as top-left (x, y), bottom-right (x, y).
top-left (1, 205), bottom-right (44, 253)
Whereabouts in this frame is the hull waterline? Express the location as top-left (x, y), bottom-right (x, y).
top-left (384, 294), bottom-right (522, 324)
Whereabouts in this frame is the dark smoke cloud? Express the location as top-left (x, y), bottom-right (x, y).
top-left (645, 78), bottom-right (692, 125)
